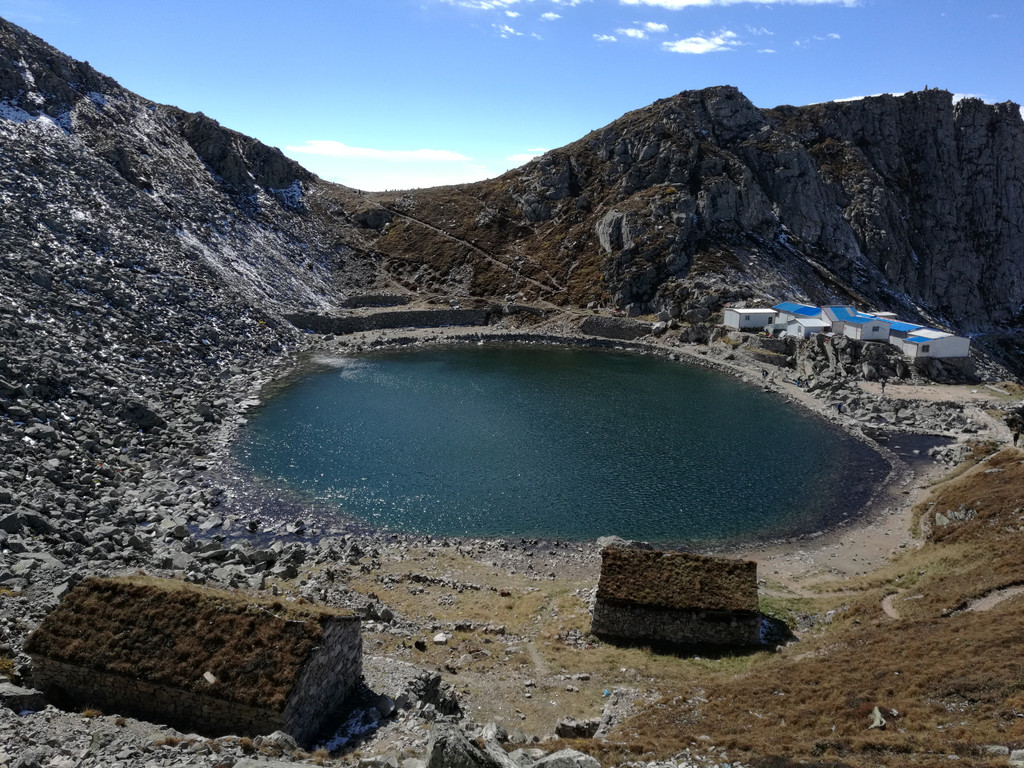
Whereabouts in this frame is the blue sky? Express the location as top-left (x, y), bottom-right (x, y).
top-left (3, 0), bottom-right (1022, 190)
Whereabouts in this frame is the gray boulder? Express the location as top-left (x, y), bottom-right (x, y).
top-left (425, 724), bottom-right (518, 768)
top-left (554, 717), bottom-right (600, 739)
top-left (0, 682), bottom-right (46, 713)
top-left (531, 749), bottom-right (601, 768)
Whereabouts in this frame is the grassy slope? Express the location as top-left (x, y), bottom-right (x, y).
top-left (339, 450), bottom-right (1024, 767)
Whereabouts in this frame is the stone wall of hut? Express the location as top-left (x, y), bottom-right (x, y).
top-left (285, 616), bottom-right (363, 744)
top-left (29, 657), bottom-right (287, 737)
top-left (30, 615), bottom-right (363, 746)
top-left (591, 598), bottom-right (759, 648)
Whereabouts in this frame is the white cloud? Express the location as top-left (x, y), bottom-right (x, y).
top-left (440, 0), bottom-right (589, 6)
top-left (506, 10), bottom-right (520, 17)
top-left (506, 148), bottom-right (547, 165)
top-left (541, 12), bottom-right (562, 20)
top-left (285, 140), bottom-right (472, 164)
top-left (645, 22), bottom-right (669, 33)
top-left (0, 0), bottom-right (70, 25)
top-left (618, 27), bottom-right (649, 38)
top-left (758, 48), bottom-right (776, 53)
top-left (952, 93), bottom-right (989, 104)
top-left (283, 142), bottom-right (493, 191)
top-left (494, 23), bottom-right (524, 37)
top-left (440, 0), bottom-right (522, 9)
top-left (623, 0), bottom-right (857, 7)
top-left (794, 31), bottom-right (841, 46)
top-left (594, 33), bottom-right (618, 42)
top-left (662, 29), bottom-right (739, 53)
top-left (830, 92), bottom-right (909, 103)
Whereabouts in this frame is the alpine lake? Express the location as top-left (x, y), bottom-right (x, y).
top-left (234, 345), bottom-right (890, 546)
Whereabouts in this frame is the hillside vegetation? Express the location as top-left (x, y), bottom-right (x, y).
top-left (334, 450), bottom-right (1024, 767)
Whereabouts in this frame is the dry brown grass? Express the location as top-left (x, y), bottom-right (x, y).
top-left (25, 576), bottom-right (354, 710)
top-left (334, 451), bottom-right (1024, 766)
top-left (581, 450), bottom-right (1024, 766)
top-left (152, 735), bottom-right (188, 747)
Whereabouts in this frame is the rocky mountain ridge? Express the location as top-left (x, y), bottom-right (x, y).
top-left (4, 15), bottom-right (1022, 359)
top-left (356, 87), bottom-right (1024, 341)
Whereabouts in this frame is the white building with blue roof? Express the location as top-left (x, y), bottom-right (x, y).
top-left (822, 305), bottom-right (891, 341)
top-left (896, 328), bottom-right (971, 360)
top-left (887, 320), bottom-right (925, 340)
top-left (760, 300), bottom-right (971, 359)
top-left (773, 302), bottom-right (823, 326)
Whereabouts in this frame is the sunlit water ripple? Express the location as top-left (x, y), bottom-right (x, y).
top-left (235, 346), bottom-right (889, 544)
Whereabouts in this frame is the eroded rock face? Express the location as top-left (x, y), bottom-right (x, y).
top-left (365, 85), bottom-right (1023, 347)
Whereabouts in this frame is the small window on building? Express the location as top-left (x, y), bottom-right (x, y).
top-left (872, 325), bottom-right (880, 332)
top-left (922, 344), bottom-right (931, 353)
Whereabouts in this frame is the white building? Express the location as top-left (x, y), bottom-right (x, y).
top-left (773, 301), bottom-right (824, 326)
top-left (897, 329), bottom-right (971, 360)
top-left (722, 307), bottom-right (778, 331)
top-left (766, 301), bottom-right (972, 360)
top-left (786, 317), bottom-right (831, 339)
top-left (843, 316), bottom-right (891, 342)
top-left (822, 306), bottom-right (890, 341)
top-left (887, 320), bottom-right (925, 340)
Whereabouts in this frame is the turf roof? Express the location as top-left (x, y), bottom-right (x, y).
top-left (25, 576), bottom-right (357, 710)
top-left (597, 547), bottom-right (758, 613)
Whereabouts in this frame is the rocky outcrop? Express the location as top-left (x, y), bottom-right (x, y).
top-left (3, 13), bottom-right (1023, 370)
top-left (363, 87), bottom-right (1024, 364)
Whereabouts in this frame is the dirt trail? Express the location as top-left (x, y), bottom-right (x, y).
top-left (881, 591), bottom-right (903, 619)
top-left (375, 204), bottom-right (566, 296)
top-left (963, 585), bottom-right (1024, 613)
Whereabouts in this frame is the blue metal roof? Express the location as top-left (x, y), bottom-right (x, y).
top-left (824, 305), bottom-right (857, 321)
top-left (845, 312), bottom-right (888, 325)
top-left (773, 301), bottom-right (821, 317)
top-left (889, 321), bottom-right (924, 333)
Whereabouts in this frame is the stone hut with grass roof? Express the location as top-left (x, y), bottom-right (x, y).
top-left (590, 547), bottom-right (760, 649)
top-left (25, 576), bottom-right (362, 746)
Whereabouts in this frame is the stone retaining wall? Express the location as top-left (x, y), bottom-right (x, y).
top-left (338, 294), bottom-right (410, 309)
top-left (590, 599), bottom-right (760, 648)
top-left (286, 308), bottom-right (492, 335)
top-left (579, 316), bottom-right (653, 341)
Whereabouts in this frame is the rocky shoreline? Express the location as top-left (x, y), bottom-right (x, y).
top-left (1, 312), bottom-right (1020, 768)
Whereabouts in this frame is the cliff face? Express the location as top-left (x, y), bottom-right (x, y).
top-left (359, 87), bottom-right (1024, 336)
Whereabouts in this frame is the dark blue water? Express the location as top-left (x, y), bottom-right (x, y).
top-left (235, 346), bottom-right (888, 544)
